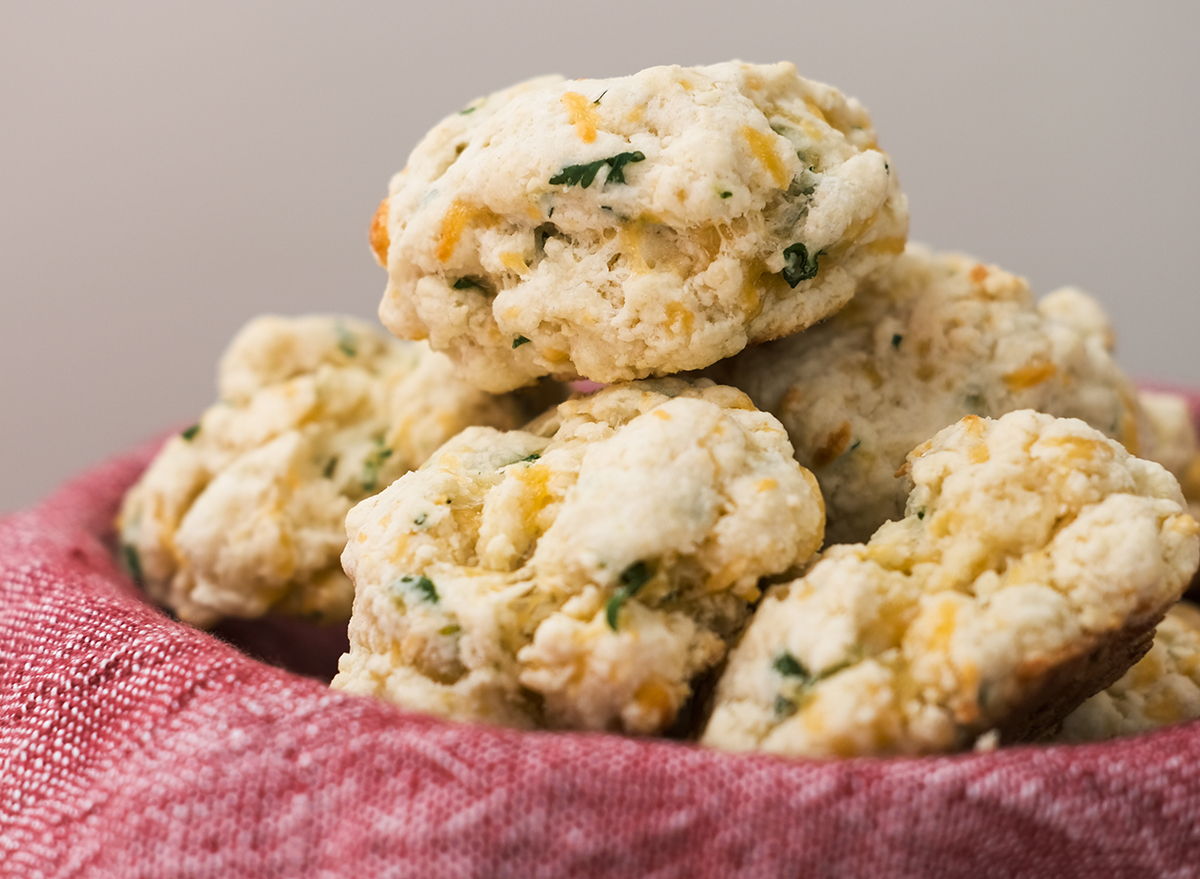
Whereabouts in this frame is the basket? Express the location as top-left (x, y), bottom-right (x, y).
top-left (3, 400), bottom-right (1200, 878)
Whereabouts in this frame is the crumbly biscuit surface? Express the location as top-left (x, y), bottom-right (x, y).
top-left (1057, 602), bottom-right (1200, 742)
top-left (1138, 390), bottom-right (1200, 515)
top-left (332, 379), bottom-right (825, 733)
top-left (377, 62), bottom-right (907, 391)
top-left (713, 245), bottom-right (1145, 544)
top-left (118, 315), bottom-right (528, 626)
top-left (702, 411), bottom-right (1199, 758)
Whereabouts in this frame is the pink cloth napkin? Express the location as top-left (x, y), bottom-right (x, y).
top-left (3, 432), bottom-right (1200, 878)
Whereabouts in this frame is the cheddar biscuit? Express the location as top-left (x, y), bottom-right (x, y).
top-left (1139, 390), bottom-right (1200, 517)
top-left (702, 410), bottom-right (1199, 758)
top-left (332, 379), bottom-right (825, 734)
top-left (713, 245), bottom-right (1144, 544)
top-left (118, 315), bottom-right (532, 627)
top-left (376, 62), bottom-right (907, 391)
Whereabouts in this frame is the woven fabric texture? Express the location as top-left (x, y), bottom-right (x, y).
top-left (3, 433), bottom-right (1200, 878)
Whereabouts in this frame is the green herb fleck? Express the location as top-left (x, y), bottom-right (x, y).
top-left (512, 335), bottom-right (531, 349)
top-left (323, 456), bottom-right (338, 479)
top-left (773, 653), bottom-right (854, 719)
top-left (849, 439), bottom-right (861, 452)
top-left (917, 508), bottom-right (926, 520)
top-left (781, 243), bottom-right (821, 287)
top-left (181, 424), bottom-right (201, 441)
top-left (521, 452), bottom-right (541, 463)
top-left (335, 321), bottom-right (357, 358)
top-left (452, 277), bottom-right (477, 290)
top-left (413, 513), bottom-right (427, 527)
top-left (439, 624), bottom-right (461, 636)
top-left (549, 151), bottom-right (646, 189)
top-left (361, 441), bottom-right (394, 492)
top-left (605, 561), bottom-right (653, 630)
top-left (460, 106), bottom-right (477, 115)
top-left (891, 334), bottom-right (903, 350)
top-left (399, 574), bottom-right (439, 604)
top-left (773, 652), bottom-right (810, 681)
top-left (122, 544), bottom-right (144, 586)
top-left (592, 89), bottom-right (607, 105)
top-left (720, 191), bottom-right (733, 199)
top-left (773, 695), bottom-right (798, 719)
top-left (964, 391), bottom-right (986, 415)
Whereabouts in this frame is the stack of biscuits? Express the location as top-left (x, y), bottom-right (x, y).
top-left (119, 62), bottom-right (1200, 757)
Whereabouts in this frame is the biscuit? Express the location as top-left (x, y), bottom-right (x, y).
top-left (711, 245), bottom-right (1145, 545)
top-left (332, 379), bottom-right (825, 734)
top-left (118, 315), bottom-right (533, 627)
top-left (701, 410), bottom-right (1199, 758)
top-left (375, 62), bottom-right (907, 392)
top-left (1139, 389), bottom-right (1200, 516)
top-left (1056, 602), bottom-right (1200, 742)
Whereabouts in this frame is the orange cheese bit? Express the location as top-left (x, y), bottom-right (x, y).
top-left (516, 463), bottom-right (553, 533)
top-left (863, 236), bottom-right (907, 257)
top-left (435, 200), bottom-right (498, 263)
top-left (618, 223), bottom-right (650, 274)
top-left (1002, 361), bottom-right (1058, 391)
top-left (561, 91), bottom-right (600, 144)
top-left (500, 251), bottom-right (529, 276)
top-left (664, 302), bottom-right (694, 336)
top-left (924, 597), bottom-right (959, 653)
top-left (739, 263), bottom-right (764, 321)
top-left (741, 126), bottom-right (790, 189)
top-left (436, 200), bottom-right (474, 263)
top-left (1038, 434), bottom-right (1111, 464)
top-left (632, 677), bottom-right (678, 729)
top-left (803, 97), bottom-right (829, 125)
top-left (812, 421), bottom-right (853, 468)
top-left (369, 198), bottom-right (390, 267)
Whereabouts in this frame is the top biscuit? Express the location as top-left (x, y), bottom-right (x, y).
top-left (374, 62), bottom-right (908, 392)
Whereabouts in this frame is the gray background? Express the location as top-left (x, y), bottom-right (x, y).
top-left (2, 0), bottom-right (1197, 513)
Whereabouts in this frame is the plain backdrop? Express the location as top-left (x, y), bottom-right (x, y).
top-left (2, 0), bottom-right (1198, 513)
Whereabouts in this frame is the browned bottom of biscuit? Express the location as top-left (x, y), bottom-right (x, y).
top-left (997, 611), bottom-right (1166, 745)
